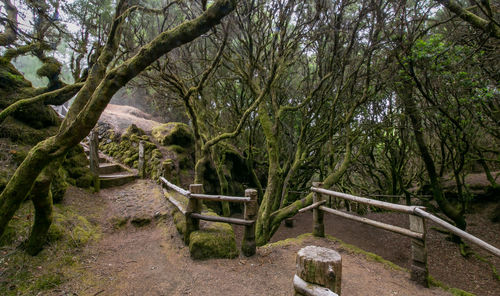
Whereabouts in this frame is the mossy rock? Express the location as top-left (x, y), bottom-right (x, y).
top-left (152, 122), bottom-right (194, 147)
top-left (0, 117), bottom-right (59, 145)
top-left (173, 210), bottom-right (186, 234)
top-left (122, 124), bottom-right (145, 139)
top-left (63, 145), bottom-right (92, 189)
top-left (189, 221), bottom-right (238, 260)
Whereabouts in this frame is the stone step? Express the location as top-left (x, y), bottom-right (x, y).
top-left (100, 173), bottom-right (138, 188)
top-left (97, 163), bottom-right (127, 175)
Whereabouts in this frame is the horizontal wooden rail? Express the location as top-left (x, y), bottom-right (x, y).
top-left (312, 187), bottom-right (423, 214)
top-left (414, 208), bottom-right (500, 257)
top-left (293, 274), bottom-right (338, 296)
top-left (299, 200), bottom-right (327, 213)
top-left (190, 213), bottom-right (254, 226)
top-left (159, 177), bottom-right (190, 196)
top-left (319, 206), bottom-right (423, 240)
top-left (162, 188), bottom-right (186, 215)
top-left (190, 193), bottom-right (251, 203)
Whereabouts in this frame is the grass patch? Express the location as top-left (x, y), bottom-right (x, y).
top-left (428, 275), bottom-right (475, 296)
top-left (0, 202), bottom-right (101, 295)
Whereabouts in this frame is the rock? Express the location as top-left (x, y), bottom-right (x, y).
top-left (189, 221), bottom-right (238, 260)
top-left (152, 122), bottom-right (194, 147)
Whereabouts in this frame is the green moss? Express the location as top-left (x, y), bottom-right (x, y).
top-left (52, 210), bottom-right (101, 248)
top-left (0, 202), bottom-right (101, 295)
top-left (189, 221), bottom-right (238, 259)
top-left (173, 210), bottom-right (186, 234)
top-left (167, 144), bottom-right (186, 154)
top-left (122, 124), bottom-right (145, 139)
top-left (0, 117), bottom-right (58, 145)
top-left (63, 145), bottom-right (92, 189)
top-left (51, 167), bottom-right (68, 203)
top-left (152, 122), bottom-right (194, 147)
top-left (0, 225), bottom-right (17, 246)
top-left (110, 216), bottom-right (129, 229)
top-left (428, 275), bottom-right (475, 296)
top-left (33, 272), bottom-right (64, 290)
top-left (36, 57), bottom-right (62, 78)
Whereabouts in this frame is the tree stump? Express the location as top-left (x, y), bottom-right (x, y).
top-left (295, 246), bottom-right (342, 296)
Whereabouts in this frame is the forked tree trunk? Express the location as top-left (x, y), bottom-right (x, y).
top-left (0, 0), bottom-right (237, 240)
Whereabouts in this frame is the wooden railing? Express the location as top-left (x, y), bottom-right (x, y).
top-left (302, 182), bottom-right (500, 287)
top-left (159, 176), bottom-right (258, 257)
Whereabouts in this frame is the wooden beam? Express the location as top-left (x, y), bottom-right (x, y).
top-left (159, 177), bottom-right (190, 196)
top-left (319, 206), bottom-right (423, 240)
top-left (190, 213), bottom-right (254, 226)
top-left (299, 200), bottom-right (327, 213)
top-left (189, 193), bottom-right (250, 203)
top-left (312, 187), bottom-right (422, 214)
top-left (414, 208), bottom-right (500, 257)
top-left (293, 275), bottom-right (338, 296)
top-left (162, 188), bottom-right (186, 215)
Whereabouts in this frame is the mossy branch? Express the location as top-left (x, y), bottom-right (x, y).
top-left (202, 62), bottom-right (278, 152)
top-left (277, 71), bottom-right (334, 118)
top-left (0, 0), bottom-right (238, 240)
top-left (436, 0), bottom-right (500, 39)
top-left (0, 0), bottom-right (18, 46)
top-left (0, 83), bottom-right (84, 124)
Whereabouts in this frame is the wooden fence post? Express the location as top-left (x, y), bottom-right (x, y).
top-left (313, 182), bottom-right (324, 237)
top-left (185, 184), bottom-right (203, 243)
top-left (409, 214), bottom-right (428, 287)
top-left (138, 140), bottom-right (145, 178)
top-left (89, 130), bottom-right (100, 192)
top-left (242, 189), bottom-right (258, 257)
top-left (294, 245), bottom-right (341, 296)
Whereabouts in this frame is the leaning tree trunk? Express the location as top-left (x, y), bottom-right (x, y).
top-left (0, 0), bottom-right (238, 239)
top-left (399, 82), bottom-right (466, 231)
top-left (25, 161), bottom-right (60, 255)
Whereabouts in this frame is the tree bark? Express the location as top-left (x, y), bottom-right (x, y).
top-left (0, 0), bottom-right (238, 239)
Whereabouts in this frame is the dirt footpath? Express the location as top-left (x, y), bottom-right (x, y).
top-left (54, 180), bottom-right (450, 296)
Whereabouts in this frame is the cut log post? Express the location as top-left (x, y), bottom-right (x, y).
top-left (89, 130), bottom-right (100, 192)
top-left (185, 184), bottom-right (203, 244)
top-left (295, 246), bottom-right (342, 296)
top-left (409, 214), bottom-right (428, 287)
top-left (138, 140), bottom-right (145, 178)
top-left (242, 189), bottom-right (258, 256)
top-left (312, 182), bottom-right (324, 237)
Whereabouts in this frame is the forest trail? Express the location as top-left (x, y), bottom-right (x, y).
top-left (52, 180), bottom-right (452, 296)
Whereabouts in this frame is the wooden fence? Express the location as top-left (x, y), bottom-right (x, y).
top-left (301, 182), bottom-right (500, 287)
top-left (159, 176), bottom-right (258, 257)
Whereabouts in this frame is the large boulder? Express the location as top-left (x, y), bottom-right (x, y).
top-left (152, 122), bottom-right (194, 148)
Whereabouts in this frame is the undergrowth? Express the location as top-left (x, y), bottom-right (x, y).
top-left (0, 201), bottom-right (101, 295)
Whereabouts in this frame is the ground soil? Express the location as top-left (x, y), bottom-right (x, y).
top-left (48, 180), bottom-right (464, 296)
top-left (268, 204), bottom-right (500, 296)
top-left (99, 104), bottom-right (162, 133)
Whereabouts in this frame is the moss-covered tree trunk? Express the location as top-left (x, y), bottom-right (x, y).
top-left (255, 101), bottom-right (284, 245)
top-left (25, 161), bottom-right (60, 255)
top-left (0, 0), bottom-right (237, 240)
top-left (399, 81), bottom-right (466, 230)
